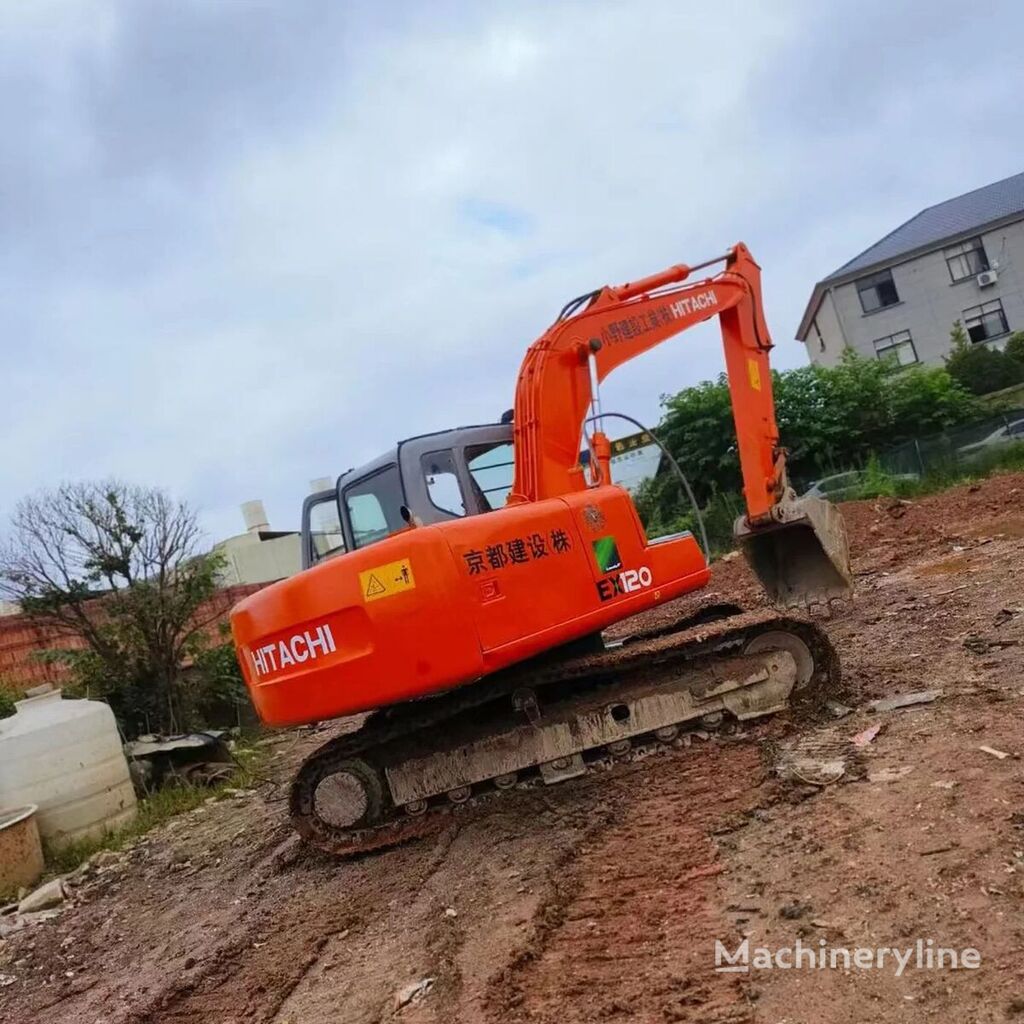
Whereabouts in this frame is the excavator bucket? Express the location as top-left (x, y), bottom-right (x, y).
top-left (734, 492), bottom-right (852, 608)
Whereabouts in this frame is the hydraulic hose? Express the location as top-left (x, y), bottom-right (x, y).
top-left (583, 413), bottom-right (710, 562)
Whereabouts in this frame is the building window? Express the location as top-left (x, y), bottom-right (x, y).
top-left (856, 269), bottom-right (900, 314)
top-left (944, 237), bottom-right (989, 283)
top-left (873, 330), bottom-right (918, 366)
top-left (963, 299), bottom-right (1009, 344)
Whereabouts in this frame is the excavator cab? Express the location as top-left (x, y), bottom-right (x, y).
top-left (300, 423), bottom-right (514, 571)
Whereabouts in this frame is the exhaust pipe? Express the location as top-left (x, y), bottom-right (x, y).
top-left (734, 492), bottom-right (852, 608)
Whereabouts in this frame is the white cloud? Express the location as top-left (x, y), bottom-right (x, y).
top-left (2, 0), bottom-right (1022, 542)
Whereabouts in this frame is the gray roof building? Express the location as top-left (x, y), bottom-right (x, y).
top-left (798, 172), bottom-right (1024, 367)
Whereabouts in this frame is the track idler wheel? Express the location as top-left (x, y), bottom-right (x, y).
top-left (743, 630), bottom-right (815, 690)
top-left (307, 758), bottom-right (385, 831)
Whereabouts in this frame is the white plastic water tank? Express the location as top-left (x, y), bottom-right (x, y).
top-left (0, 688), bottom-right (137, 847)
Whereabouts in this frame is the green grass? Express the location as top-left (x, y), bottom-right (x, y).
top-left (852, 441), bottom-right (1024, 502)
top-left (41, 741), bottom-right (268, 877)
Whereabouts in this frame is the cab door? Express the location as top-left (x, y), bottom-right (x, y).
top-left (398, 424), bottom-right (514, 525)
top-left (300, 489), bottom-right (346, 571)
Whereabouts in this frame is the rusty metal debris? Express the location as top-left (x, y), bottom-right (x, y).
top-left (124, 731), bottom-right (235, 792)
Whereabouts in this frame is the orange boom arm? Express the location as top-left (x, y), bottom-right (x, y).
top-left (510, 242), bottom-right (784, 524)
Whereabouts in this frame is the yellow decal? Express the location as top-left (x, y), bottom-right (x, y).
top-left (359, 558), bottom-right (416, 602)
top-left (747, 358), bottom-right (762, 392)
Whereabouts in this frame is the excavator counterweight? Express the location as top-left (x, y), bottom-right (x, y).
top-left (230, 243), bottom-right (852, 856)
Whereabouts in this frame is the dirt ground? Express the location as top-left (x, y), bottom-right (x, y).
top-left (3, 473), bottom-right (1024, 1024)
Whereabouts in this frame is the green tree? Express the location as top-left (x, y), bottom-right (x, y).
top-left (1005, 331), bottom-right (1024, 367)
top-left (0, 482), bottom-right (226, 736)
top-left (774, 354), bottom-right (895, 481)
top-left (885, 363), bottom-right (981, 434)
top-left (944, 320), bottom-right (1024, 395)
top-left (186, 628), bottom-right (249, 728)
top-left (634, 351), bottom-right (982, 539)
top-left (654, 376), bottom-right (738, 506)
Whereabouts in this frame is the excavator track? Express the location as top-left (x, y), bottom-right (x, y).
top-left (289, 607), bottom-right (839, 857)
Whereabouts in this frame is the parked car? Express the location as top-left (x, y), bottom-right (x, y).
top-left (956, 419), bottom-right (1024, 460)
top-left (802, 470), bottom-right (918, 503)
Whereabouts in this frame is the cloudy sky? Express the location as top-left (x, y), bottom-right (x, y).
top-left (3, 0), bottom-right (1023, 542)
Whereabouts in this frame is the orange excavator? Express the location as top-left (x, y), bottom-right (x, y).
top-left (230, 243), bottom-right (851, 856)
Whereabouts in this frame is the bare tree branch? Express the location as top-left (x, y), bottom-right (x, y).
top-left (0, 480), bottom-right (224, 735)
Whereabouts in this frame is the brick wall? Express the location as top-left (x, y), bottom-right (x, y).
top-left (0, 583), bottom-right (267, 693)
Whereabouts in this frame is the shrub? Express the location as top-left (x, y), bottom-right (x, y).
top-left (1006, 331), bottom-right (1024, 366)
top-left (945, 320), bottom-right (1024, 395)
top-left (0, 482), bottom-right (227, 737)
top-left (0, 687), bottom-right (16, 720)
top-left (854, 455), bottom-right (899, 499)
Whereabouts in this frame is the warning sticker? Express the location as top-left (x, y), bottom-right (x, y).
top-left (359, 559), bottom-right (416, 602)
top-left (747, 358), bottom-right (762, 392)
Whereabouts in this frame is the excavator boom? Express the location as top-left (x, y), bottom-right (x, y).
top-left (511, 242), bottom-right (850, 605)
top-left (511, 245), bottom-right (779, 512)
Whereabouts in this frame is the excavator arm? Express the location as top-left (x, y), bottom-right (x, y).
top-left (510, 243), bottom-right (851, 606)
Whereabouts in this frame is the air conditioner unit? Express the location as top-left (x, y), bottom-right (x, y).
top-left (977, 269), bottom-right (998, 288)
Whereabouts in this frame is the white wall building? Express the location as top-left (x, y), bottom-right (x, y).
top-left (798, 172), bottom-right (1024, 368)
top-left (213, 500), bottom-right (302, 587)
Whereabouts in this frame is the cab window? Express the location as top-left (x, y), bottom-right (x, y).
top-left (344, 465), bottom-right (405, 549)
top-left (307, 495), bottom-right (346, 565)
top-left (422, 450), bottom-right (466, 516)
top-left (467, 442), bottom-right (515, 510)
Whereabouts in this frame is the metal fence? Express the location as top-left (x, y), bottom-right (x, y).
top-left (878, 407), bottom-right (1024, 478)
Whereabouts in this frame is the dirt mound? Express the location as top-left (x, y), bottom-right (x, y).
top-left (837, 471), bottom-right (1024, 573)
top-left (2, 472), bottom-right (1023, 1024)
top-left (620, 472), bottom-right (1024, 633)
